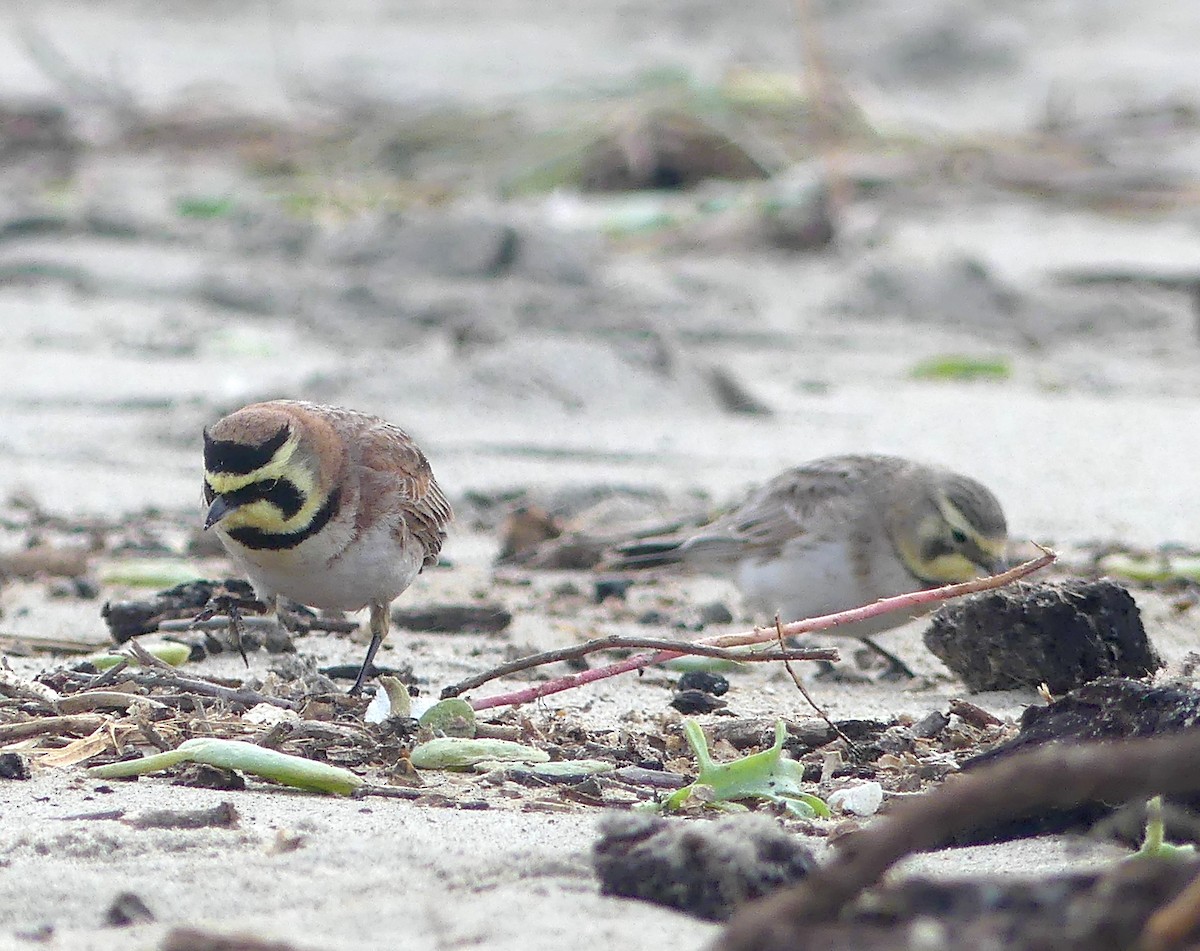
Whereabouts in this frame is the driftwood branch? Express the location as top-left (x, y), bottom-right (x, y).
top-left (716, 727), bottom-right (1200, 950)
top-left (467, 548), bottom-right (1056, 711)
top-left (440, 637), bottom-right (839, 699)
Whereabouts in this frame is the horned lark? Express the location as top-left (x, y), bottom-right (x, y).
top-left (201, 400), bottom-right (452, 694)
top-left (607, 454), bottom-right (1007, 659)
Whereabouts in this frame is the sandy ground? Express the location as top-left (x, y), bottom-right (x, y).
top-left (1, 1), bottom-right (1200, 949)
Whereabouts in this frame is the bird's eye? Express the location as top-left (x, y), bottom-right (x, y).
top-left (950, 528), bottom-right (968, 545)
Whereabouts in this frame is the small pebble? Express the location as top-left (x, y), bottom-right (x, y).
top-left (670, 689), bottom-right (727, 715)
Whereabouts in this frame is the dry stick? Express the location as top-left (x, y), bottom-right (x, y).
top-left (793, 0), bottom-right (851, 217)
top-left (126, 640), bottom-right (300, 711)
top-left (774, 617), bottom-right (861, 759)
top-left (468, 549), bottom-right (1056, 711)
top-left (717, 728), bottom-right (1200, 951)
top-left (0, 715), bottom-right (106, 742)
top-left (440, 637), bottom-right (839, 700)
top-left (127, 671), bottom-right (302, 712)
top-left (126, 639), bottom-right (177, 672)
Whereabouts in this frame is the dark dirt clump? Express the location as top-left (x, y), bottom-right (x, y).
top-left (923, 578), bottom-right (1161, 692)
top-left (593, 812), bottom-right (816, 921)
top-left (954, 678), bottom-right (1200, 843)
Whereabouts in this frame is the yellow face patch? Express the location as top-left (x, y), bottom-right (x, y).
top-left (915, 550), bottom-right (981, 584)
top-left (895, 506), bottom-right (1006, 585)
top-left (205, 436), bottom-right (325, 534)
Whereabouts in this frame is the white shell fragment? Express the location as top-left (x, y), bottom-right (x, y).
top-left (828, 781), bottom-right (884, 817)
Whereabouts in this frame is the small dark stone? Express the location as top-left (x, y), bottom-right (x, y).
top-left (105, 891), bottom-right (155, 927)
top-left (47, 577), bottom-right (99, 599)
top-left (923, 578), bottom-right (1161, 693)
top-left (594, 578), bottom-right (633, 603)
top-left (127, 802), bottom-right (239, 830)
top-left (712, 719), bottom-right (773, 751)
top-left (912, 710), bottom-right (950, 739)
top-left (697, 601), bottom-right (735, 625)
top-left (783, 718), bottom-right (889, 755)
top-left (609, 766), bottom-right (688, 789)
top-left (171, 764), bottom-right (246, 791)
top-left (390, 603), bottom-right (512, 634)
top-left (671, 689), bottom-right (727, 714)
top-left (0, 752), bottom-right (30, 780)
top-left (319, 662), bottom-right (413, 683)
top-left (594, 812), bottom-right (816, 921)
top-left (261, 625), bottom-right (296, 653)
top-left (678, 671), bottom-right (730, 696)
top-left (637, 610), bottom-right (670, 625)
top-left (13, 923), bottom-right (53, 943)
top-left (876, 726), bottom-right (915, 755)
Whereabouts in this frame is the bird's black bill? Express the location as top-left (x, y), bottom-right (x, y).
top-left (204, 495), bottom-right (238, 530)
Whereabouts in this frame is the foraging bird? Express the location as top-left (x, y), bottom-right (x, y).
top-left (606, 454), bottom-right (1008, 663)
top-left (201, 400), bottom-right (452, 694)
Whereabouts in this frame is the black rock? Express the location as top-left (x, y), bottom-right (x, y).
top-left (0, 752), bottom-right (29, 780)
top-left (594, 578), bottom-right (633, 603)
top-left (698, 601), bottom-right (735, 625)
top-left (678, 671), bottom-right (730, 696)
top-left (104, 892), bottom-right (155, 927)
top-left (594, 813), bottom-right (816, 921)
top-left (923, 579), bottom-right (1161, 693)
top-left (912, 710), bottom-right (950, 739)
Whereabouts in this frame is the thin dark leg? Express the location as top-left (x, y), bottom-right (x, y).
top-left (350, 601), bottom-right (388, 695)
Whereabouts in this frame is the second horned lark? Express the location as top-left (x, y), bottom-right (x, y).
top-left (607, 454), bottom-right (1008, 663)
top-left (201, 400), bottom-right (452, 694)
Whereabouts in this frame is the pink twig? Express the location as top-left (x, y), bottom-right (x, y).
top-left (468, 548), bottom-right (1056, 711)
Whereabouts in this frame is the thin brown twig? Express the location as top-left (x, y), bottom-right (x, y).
top-left (717, 728), bottom-right (1200, 949)
top-left (467, 548), bottom-right (1056, 711)
top-left (90, 658), bottom-right (130, 688)
top-left (440, 637), bottom-right (838, 700)
top-left (774, 616), bottom-right (861, 759)
top-left (126, 639), bottom-right (177, 672)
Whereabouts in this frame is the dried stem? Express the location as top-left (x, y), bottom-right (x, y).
top-left (774, 617), bottom-right (860, 758)
top-left (441, 637), bottom-right (839, 699)
top-left (124, 660), bottom-right (302, 712)
top-left (467, 548), bottom-right (1055, 711)
top-left (793, 0), bottom-right (851, 216)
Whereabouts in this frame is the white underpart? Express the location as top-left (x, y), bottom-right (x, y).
top-left (735, 535), bottom-right (926, 637)
top-left (217, 519), bottom-right (424, 611)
